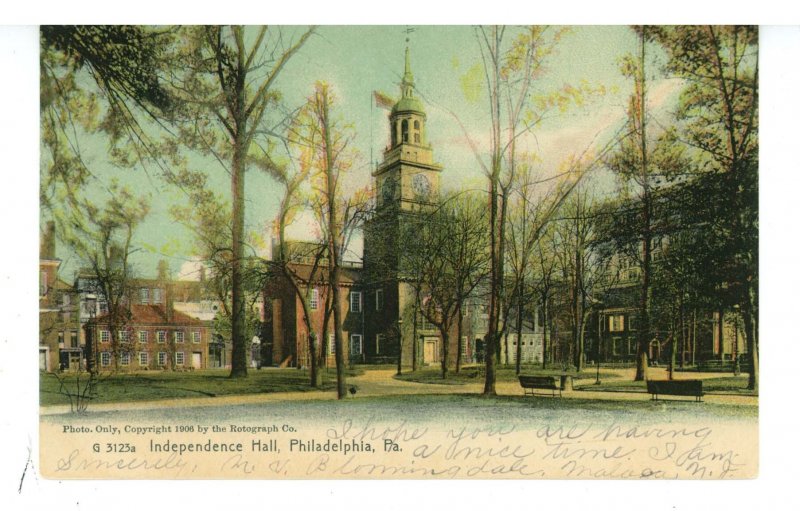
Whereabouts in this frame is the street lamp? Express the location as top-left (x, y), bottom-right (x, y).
top-left (85, 293), bottom-right (97, 376)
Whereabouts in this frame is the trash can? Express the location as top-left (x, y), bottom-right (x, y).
top-left (560, 374), bottom-right (573, 391)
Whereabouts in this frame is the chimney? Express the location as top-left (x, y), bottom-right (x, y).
top-left (157, 260), bottom-right (169, 281)
top-left (166, 281), bottom-right (174, 323)
top-left (40, 221), bottom-right (56, 260)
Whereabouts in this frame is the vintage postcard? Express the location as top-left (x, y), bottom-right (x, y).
top-left (35, 24), bottom-right (759, 481)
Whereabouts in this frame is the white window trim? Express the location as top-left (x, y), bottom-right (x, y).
top-left (375, 289), bottom-right (383, 311)
top-left (158, 352), bottom-right (167, 366)
top-left (157, 331), bottom-right (166, 344)
top-left (328, 333), bottom-right (335, 355)
top-left (175, 351), bottom-right (185, 366)
top-left (351, 334), bottom-right (363, 355)
top-left (101, 352), bottom-right (111, 366)
top-left (192, 331), bottom-right (201, 344)
top-left (120, 352), bottom-right (130, 366)
top-left (139, 352), bottom-right (149, 366)
top-left (351, 291), bottom-right (362, 313)
top-left (376, 333), bottom-right (384, 355)
top-left (175, 331), bottom-right (185, 344)
top-left (139, 331), bottom-right (148, 344)
top-left (100, 330), bottom-right (110, 343)
top-left (310, 288), bottom-right (319, 310)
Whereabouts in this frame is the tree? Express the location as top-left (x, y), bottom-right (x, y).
top-left (603, 26), bottom-right (685, 381)
top-left (401, 193), bottom-right (489, 379)
top-left (40, 26), bottom-right (172, 212)
top-left (291, 82), bottom-right (366, 398)
top-left (649, 25), bottom-right (759, 390)
top-left (58, 182), bottom-right (150, 373)
top-left (168, 26), bottom-right (314, 378)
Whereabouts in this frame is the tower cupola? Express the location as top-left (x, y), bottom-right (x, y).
top-left (390, 46), bottom-right (426, 148)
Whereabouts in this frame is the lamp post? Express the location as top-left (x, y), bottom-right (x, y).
top-left (396, 318), bottom-right (404, 376)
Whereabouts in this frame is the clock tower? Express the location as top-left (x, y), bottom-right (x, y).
top-left (363, 45), bottom-right (444, 366)
top-left (375, 46), bottom-right (442, 212)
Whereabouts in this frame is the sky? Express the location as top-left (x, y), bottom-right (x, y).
top-left (45, 25), bottom-right (681, 282)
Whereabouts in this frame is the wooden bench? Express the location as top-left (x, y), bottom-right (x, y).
top-left (646, 379), bottom-right (704, 402)
top-left (519, 376), bottom-right (562, 397)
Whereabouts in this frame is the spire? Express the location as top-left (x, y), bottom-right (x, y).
top-left (401, 45), bottom-right (414, 98)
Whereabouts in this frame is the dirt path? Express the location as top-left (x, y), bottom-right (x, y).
top-left (40, 367), bottom-right (757, 416)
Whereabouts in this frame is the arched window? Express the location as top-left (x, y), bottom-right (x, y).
top-left (391, 123), bottom-right (397, 146)
top-left (413, 120), bottom-right (420, 130)
top-left (401, 119), bottom-right (409, 142)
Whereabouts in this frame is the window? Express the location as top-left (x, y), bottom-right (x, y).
top-left (101, 352), bottom-right (111, 367)
top-left (140, 287), bottom-right (150, 304)
top-left (192, 331), bottom-right (201, 344)
top-left (119, 330), bottom-right (130, 343)
top-left (120, 352), bottom-right (130, 366)
top-left (62, 294), bottom-right (71, 307)
top-left (328, 334), bottom-right (336, 355)
top-left (70, 331), bottom-right (78, 348)
top-left (376, 333), bottom-right (384, 355)
top-left (40, 271), bottom-right (47, 297)
top-left (310, 288), bottom-right (319, 310)
top-left (58, 332), bottom-right (65, 347)
top-left (351, 334), bottom-right (363, 355)
top-left (175, 352), bottom-right (185, 366)
top-left (461, 337), bottom-right (468, 356)
top-left (628, 315), bottom-right (637, 331)
top-left (100, 330), bottom-right (110, 343)
top-left (350, 291), bottom-right (362, 313)
top-left (139, 331), bottom-right (148, 344)
top-left (175, 331), bottom-right (185, 344)
top-left (609, 315), bottom-right (625, 332)
top-left (153, 288), bottom-right (163, 304)
top-left (158, 352), bottom-right (167, 366)
top-left (99, 301), bottom-right (108, 314)
top-left (139, 352), bottom-right (149, 366)
top-left (612, 338), bottom-right (622, 356)
top-left (401, 119), bottom-right (409, 142)
top-left (157, 331), bottom-right (166, 344)
top-left (375, 289), bottom-right (384, 311)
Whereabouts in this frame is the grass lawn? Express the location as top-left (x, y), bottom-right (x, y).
top-left (394, 365), bottom-right (624, 385)
top-left (574, 374), bottom-right (757, 395)
top-left (40, 367), bottom-right (364, 407)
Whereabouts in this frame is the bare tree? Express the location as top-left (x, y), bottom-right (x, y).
top-left (168, 26), bottom-right (314, 378)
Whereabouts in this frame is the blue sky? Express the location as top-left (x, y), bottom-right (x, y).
top-left (46, 25), bottom-right (680, 281)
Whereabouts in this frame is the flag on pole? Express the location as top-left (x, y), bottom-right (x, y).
top-left (373, 90), bottom-right (395, 110)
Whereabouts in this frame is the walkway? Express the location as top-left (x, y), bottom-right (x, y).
top-left (39, 367), bottom-right (757, 416)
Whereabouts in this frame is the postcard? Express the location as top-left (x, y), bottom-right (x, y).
top-left (35, 24), bottom-right (759, 481)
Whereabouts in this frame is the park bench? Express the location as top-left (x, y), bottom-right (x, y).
top-left (646, 379), bottom-right (704, 402)
top-left (518, 375), bottom-right (562, 397)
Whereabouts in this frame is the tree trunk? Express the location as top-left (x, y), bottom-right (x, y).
top-left (229, 132), bottom-right (248, 378)
top-left (743, 287), bottom-right (758, 392)
top-left (541, 297), bottom-right (549, 369)
top-left (456, 303), bottom-right (463, 374)
top-left (515, 287), bottom-right (524, 375)
top-left (440, 328), bottom-right (449, 380)
top-left (412, 299), bottom-right (419, 372)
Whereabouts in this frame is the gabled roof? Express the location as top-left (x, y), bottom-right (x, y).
top-left (96, 304), bottom-right (206, 327)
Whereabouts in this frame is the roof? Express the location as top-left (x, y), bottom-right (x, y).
top-left (280, 262), bottom-right (362, 286)
top-left (96, 304), bottom-right (206, 327)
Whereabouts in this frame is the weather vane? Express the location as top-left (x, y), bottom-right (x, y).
top-left (404, 26), bottom-right (416, 44)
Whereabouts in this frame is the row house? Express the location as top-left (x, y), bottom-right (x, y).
top-left (90, 304), bottom-right (213, 371)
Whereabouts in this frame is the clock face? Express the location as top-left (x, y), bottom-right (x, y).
top-left (381, 176), bottom-right (396, 202)
top-left (412, 174), bottom-right (431, 199)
